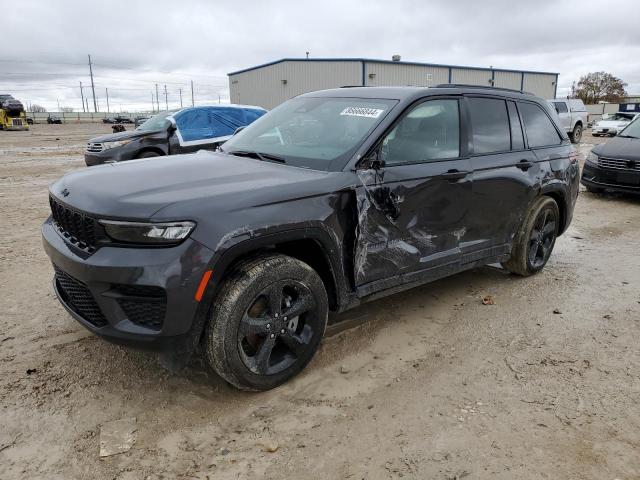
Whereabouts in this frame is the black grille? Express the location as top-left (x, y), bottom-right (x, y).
top-left (113, 285), bottom-right (166, 330)
top-left (54, 265), bottom-right (107, 327)
top-left (598, 157), bottom-right (640, 171)
top-left (49, 196), bottom-right (99, 253)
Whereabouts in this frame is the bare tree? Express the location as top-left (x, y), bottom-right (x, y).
top-left (30, 104), bottom-right (47, 113)
top-left (60, 107), bottom-right (74, 113)
top-left (574, 72), bottom-right (627, 104)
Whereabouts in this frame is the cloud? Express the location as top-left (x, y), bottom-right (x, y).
top-left (1, 0), bottom-right (639, 110)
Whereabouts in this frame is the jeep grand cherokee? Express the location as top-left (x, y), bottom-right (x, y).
top-left (43, 85), bottom-right (579, 391)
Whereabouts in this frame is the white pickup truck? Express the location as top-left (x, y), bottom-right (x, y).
top-left (548, 99), bottom-right (588, 144)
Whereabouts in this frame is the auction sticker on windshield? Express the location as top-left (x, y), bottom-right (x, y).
top-left (340, 107), bottom-right (385, 118)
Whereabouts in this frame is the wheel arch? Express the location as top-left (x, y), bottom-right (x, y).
top-left (539, 187), bottom-right (568, 235)
top-left (135, 146), bottom-right (166, 158)
top-left (203, 228), bottom-right (352, 315)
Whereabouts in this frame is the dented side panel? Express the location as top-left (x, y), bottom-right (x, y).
top-left (354, 159), bottom-right (473, 288)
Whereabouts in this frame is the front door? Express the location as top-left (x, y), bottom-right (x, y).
top-left (354, 97), bottom-right (473, 293)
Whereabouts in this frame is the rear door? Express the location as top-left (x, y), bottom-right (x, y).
top-left (518, 101), bottom-right (576, 199)
top-left (466, 96), bottom-right (539, 255)
top-left (354, 97), bottom-right (473, 292)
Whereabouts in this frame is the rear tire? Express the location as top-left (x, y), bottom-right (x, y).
top-left (569, 124), bottom-right (582, 144)
top-left (205, 254), bottom-right (328, 391)
top-left (502, 196), bottom-right (560, 277)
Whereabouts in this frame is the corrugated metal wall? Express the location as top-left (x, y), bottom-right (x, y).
top-left (523, 73), bottom-right (556, 99)
top-left (364, 62), bottom-right (448, 87)
top-left (450, 67), bottom-right (492, 87)
top-left (229, 60), bottom-right (559, 109)
top-left (229, 61), bottom-right (361, 109)
top-left (494, 71), bottom-right (522, 90)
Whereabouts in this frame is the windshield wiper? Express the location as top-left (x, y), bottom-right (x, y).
top-left (617, 134), bottom-right (638, 139)
top-left (227, 150), bottom-right (286, 163)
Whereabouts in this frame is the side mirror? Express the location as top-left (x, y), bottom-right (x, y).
top-left (361, 149), bottom-right (385, 170)
top-left (233, 126), bottom-right (246, 135)
top-left (555, 107), bottom-right (560, 114)
top-left (167, 118), bottom-right (177, 135)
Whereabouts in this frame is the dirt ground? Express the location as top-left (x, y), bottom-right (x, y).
top-left (1, 123), bottom-right (639, 480)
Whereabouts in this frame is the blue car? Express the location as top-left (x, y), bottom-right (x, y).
top-left (84, 105), bottom-right (267, 166)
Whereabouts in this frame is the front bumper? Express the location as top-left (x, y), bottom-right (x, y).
top-left (84, 148), bottom-right (134, 167)
top-left (42, 217), bottom-right (215, 351)
top-left (581, 162), bottom-right (640, 194)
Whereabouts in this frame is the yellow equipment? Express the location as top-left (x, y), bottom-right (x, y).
top-left (0, 94), bottom-right (29, 131)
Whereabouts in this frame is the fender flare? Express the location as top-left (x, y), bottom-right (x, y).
top-left (199, 225), bottom-right (352, 313)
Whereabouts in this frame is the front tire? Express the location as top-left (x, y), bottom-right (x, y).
top-left (136, 151), bottom-right (160, 159)
top-left (569, 124), bottom-right (582, 143)
top-left (205, 254), bottom-right (328, 391)
top-left (502, 196), bottom-right (560, 277)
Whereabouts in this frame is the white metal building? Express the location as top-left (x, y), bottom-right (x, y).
top-left (228, 58), bottom-right (559, 109)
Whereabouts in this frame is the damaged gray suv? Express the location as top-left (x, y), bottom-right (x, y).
top-left (43, 85), bottom-right (579, 390)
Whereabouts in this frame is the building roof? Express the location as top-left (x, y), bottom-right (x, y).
top-left (227, 57), bottom-right (559, 77)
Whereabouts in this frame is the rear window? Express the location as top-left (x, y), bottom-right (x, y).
top-left (552, 102), bottom-right (568, 113)
top-left (519, 102), bottom-right (562, 148)
top-left (468, 97), bottom-right (511, 154)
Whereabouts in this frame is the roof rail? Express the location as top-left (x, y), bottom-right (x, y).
top-left (434, 84), bottom-right (533, 95)
top-left (339, 85), bottom-right (371, 88)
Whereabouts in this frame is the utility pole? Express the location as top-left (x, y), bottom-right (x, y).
top-left (85, 98), bottom-right (89, 113)
top-left (218, 94), bottom-right (221, 104)
top-left (155, 84), bottom-right (160, 112)
top-left (105, 88), bottom-right (110, 113)
top-left (151, 92), bottom-right (155, 113)
top-left (57, 98), bottom-right (60, 111)
top-left (88, 54), bottom-right (97, 112)
top-left (79, 81), bottom-right (86, 113)
top-left (190, 80), bottom-right (194, 106)
top-left (179, 88), bottom-right (183, 108)
top-left (164, 85), bottom-right (168, 110)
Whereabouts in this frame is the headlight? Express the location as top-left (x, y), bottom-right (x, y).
top-left (102, 140), bottom-right (131, 150)
top-left (586, 152), bottom-right (598, 166)
top-left (99, 220), bottom-right (195, 245)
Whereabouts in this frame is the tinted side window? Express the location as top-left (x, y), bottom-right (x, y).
top-left (380, 99), bottom-right (459, 165)
top-left (553, 102), bottom-right (568, 113)
top-left (507, 101), bottom-right (524, 150)
top-left (468, 97), bottom-right (510, 154)
top-left (519, 102), bottom-right (562, 148)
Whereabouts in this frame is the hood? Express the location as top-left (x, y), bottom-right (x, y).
top-left (89, 129), bottom-right (162, 143)
top-left (592, 136), bottom-right (640, 161)
top-left (49, 150), bottom-right (343, 219)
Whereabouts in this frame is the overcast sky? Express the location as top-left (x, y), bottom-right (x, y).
top-left (2, 0), bottom-right (639, 112)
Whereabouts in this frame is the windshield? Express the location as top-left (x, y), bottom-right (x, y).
top-left (619, 117), bottom-right (640, 138)
top-left (602, 113), bottom-right (634, 122)
top-left (222, 97), bottom-right (397, 170)
top-left (136, 111), bottom-right (173, 132)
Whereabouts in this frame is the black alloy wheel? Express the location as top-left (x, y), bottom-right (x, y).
top-left (527, 207), bottom-right (557, 269)
top-left (238, 279), bottom-right (318, 376)
top-left (205, 254), bottom-right (328, 391)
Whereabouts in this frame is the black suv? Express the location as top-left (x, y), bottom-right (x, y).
top-left (43, 86), bottom-right (579, 390)
top-left (581, 117), bottom-right (640, 194)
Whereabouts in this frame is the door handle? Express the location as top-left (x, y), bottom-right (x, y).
top-left (516, 160), bottom-right (534, 171)
top-left (440, 169), bottom-right (469, 181)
